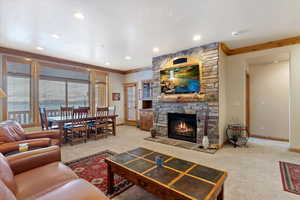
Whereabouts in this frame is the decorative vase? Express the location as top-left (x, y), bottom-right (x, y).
top-left (150, 128), bottom-right (157, 138)
top-left (202, 136), bottom-right (209, 149)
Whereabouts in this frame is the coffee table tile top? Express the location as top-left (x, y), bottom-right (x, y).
top-left (171, 175), bottom-right (214, 200)
top-left (164, 158), bottom-right (194, 172)
top-left (125, 159), bottom-right (155, 173)
top-left (144, 151), bottom-right (171, 162)
top-left (111, 152), bottom-right (137, 164)
top-left (128, 147), bottom-right (153, 157)
top-left (107, 147), bottom-right (227, 200)
top-left (188, 165), bottom-right (224, 183)
top-left (144, 166), bottom-right (179, 184)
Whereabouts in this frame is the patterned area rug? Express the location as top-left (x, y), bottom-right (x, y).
top-left (279, 161), bottom-right (300, 195)
top-left (65, 151), bottom-right (133, 198)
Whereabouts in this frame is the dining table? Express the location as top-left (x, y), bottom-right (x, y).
top-left (47, 114), bottom-right (118, 145)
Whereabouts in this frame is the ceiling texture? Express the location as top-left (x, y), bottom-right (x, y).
top-left (0, 0), bottom-right (300, 70)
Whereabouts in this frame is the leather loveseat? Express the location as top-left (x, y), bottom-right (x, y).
top-left (0, 146), bottom-right (109, 200)
top-left (0, 120), bottom-right (61, 154)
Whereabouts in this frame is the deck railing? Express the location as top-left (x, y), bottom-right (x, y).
top-left (8, 111), bottom-right (31, 124)
top-left (8, 109), bottom-right (61, 124)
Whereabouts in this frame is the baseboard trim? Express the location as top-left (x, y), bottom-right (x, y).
top-left (289, 148), bottom-right (300, 153)
top-left (116, 123), bottom-right (125, 126)
top-left (250, 134), bottom-right (289, 142)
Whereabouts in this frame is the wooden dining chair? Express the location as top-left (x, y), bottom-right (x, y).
top-left (65, 108), bottom-right (88, 145)
top-left (79, 107), bottom-right (90, 113)
top-left (89, 107), bottom-right (110, 140)
top-left (39, 107), bottom-right (49, 130)
top-left (39, 107), bottom-right (58, 130)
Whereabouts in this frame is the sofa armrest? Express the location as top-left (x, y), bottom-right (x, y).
top-left (6, 146), bottom-right (61, 175)
top-left (0, 138), bottom-right (51, 154)
top-left (25, 130), bottom-right (60, 139)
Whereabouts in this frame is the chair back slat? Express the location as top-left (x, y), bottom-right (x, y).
top-left (72, 108), bottom-right (88, 127)
top-left (61, 107), bottom-right (73, 119)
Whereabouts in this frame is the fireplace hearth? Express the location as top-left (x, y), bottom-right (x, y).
top-left (168, 113), bottom-right (197, 143)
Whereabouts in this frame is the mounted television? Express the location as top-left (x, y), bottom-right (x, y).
top-left (160, 64), bottom-right (200, 94)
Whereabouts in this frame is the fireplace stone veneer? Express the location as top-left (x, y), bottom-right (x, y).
top-left (152, 42), bottom-right (220, 145)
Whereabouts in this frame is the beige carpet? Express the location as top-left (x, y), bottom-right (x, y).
top-left (26, 126), bottom-right (300, 200)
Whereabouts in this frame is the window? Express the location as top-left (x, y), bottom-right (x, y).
top-left (2, 57), bottom-right (108, 125)
top-left (95, 83), bottom-right (107, 108)
top-left (39, 80), bottom-right (66, 110)
top-left (6, 60), bottom-right (32, 124)
top-left (39, 63), bottom-right (90, 112)
top-left (67, 82), bottom-right (89, 107)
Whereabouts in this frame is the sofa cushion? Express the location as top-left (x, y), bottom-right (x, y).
top-left (0, 120), bottom-right (26, 143)
top-left (36, 179), bottom-right (109, 200)
top-left (0, 180), bottom-right (17, 200)
top-left (0, 153), bottom-right (17, 194)
top-left (15, 162), bottom-right (78, 200)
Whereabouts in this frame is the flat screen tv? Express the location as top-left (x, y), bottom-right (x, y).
top-left (160, 64), bottom-right (200, 94)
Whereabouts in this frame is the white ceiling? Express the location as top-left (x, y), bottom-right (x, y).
top-left (0, 0), bottom-right (300, 70)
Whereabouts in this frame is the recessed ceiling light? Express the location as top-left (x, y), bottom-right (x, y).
top-left (105, 62), bottom-right (110, 65)
top-left (51, 34), bottom-right (60, 39)
top-left (153, 47), bottom-right (159, 53)
top-left (125, 56), bottom-right (132, 60)
top-left (24, 58), bottom-right (31, 61)
top-left (193, 35), bottom-right (201, 41)
top-left (74, 12), bottom-right (85, 20)
top-left (232, 31), bottom-right (240, 36)
top-left (36, 46), bottom-right (44, 50)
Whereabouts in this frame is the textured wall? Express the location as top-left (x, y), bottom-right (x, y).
top-left (152, 43), bottom-right (220, 145)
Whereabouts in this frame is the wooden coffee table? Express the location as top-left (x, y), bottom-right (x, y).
top-left (105, 147), bottom-right (227, 200)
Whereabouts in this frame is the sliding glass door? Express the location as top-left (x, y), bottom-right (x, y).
top-left (2, 56), bottom-right (108, 126)
top-left (6, 59), bottom-right (33, 124)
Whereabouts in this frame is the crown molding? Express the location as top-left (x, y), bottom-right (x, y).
top-left (221, 35), bottom-right (300, 56)
top-left (0, 46), bottom-right (125, 74)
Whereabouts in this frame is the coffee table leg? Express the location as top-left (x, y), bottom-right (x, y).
top-left (217, 185), bottom-right (224, 200)
top-left (107, 164), bottom-right (114, 194)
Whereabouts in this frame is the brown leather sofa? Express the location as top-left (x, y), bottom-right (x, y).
top-left (0, 146), bottom-right (109, 200)
top-left (0, 120), bottom-right (61, 154)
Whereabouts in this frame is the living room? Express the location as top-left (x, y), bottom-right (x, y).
top-left (0, 1), bottom-right (300, 200)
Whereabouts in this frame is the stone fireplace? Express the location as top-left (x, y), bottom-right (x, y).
top-left (168, 113), bottom-right (197, 143)
top-left (152, 42), bottom-right (221, 146)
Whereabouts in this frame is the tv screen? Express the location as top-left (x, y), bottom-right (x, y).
top-left (160, 64), bottom-right (200, 94)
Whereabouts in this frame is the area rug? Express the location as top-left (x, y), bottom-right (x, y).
top-left (65, 150), bottom-right (133, 198)
top-left (279, 161), bottom-right (300, 195)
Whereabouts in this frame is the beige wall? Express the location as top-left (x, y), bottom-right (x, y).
top-left (108, 72), bottom-right (125, 124)
top-left (226, 44), bottom-right (300, 149)
top-left (249, 61), bottom-right (289, 140)
top-left (125, 69), bottom-right (153, 119)
top-left (219, 49), bottom-right (227, 145)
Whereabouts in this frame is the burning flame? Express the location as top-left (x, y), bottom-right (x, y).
top-left (179, 121), bottom-right (187, 129)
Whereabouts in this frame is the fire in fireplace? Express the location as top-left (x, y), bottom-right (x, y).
top-left (168, 113), bottom-right (197, 143)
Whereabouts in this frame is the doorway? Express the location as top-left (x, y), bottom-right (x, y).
top-left (124, 83), bottom-right (138, 125)
top-left (246, 53), bottom-right (290, 142)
